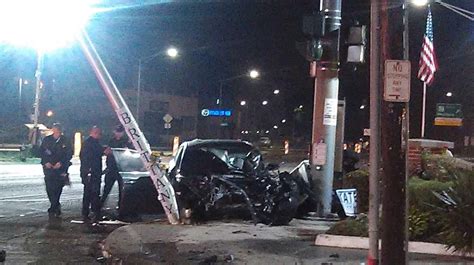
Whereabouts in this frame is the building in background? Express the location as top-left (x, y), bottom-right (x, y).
top-left (122, 89), bottom-right (198, 147)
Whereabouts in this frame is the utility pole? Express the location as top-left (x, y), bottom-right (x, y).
top-left (31, 52), bottom-right (45, 146)
top-left (380, 0), bottom-right (408, 263)
top-left (136, 59), bottom-right (142, 126)
top-left (368, 0), bottom-right (381, 263)
top-left (310, 0), bottom-right (342, 216)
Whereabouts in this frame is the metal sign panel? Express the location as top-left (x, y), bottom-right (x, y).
top-left (336, 188), bottom-right (358, 216)
top-left (434, 117), bottom-right (463, 127)
top-left (312, 142), bottom-right (327, 166)
top-left (384, 60), bottom-right (411, 102)
top-left (163, 113), bottom-right (173, 123)
top-left (434, 104), bottom-right (463, 127)
top-left (323, 98), bottom-right (338, 126)
top-left (201, 108), bottom-right (232, 117)
top-left (436, 103), bottom-right (462, 118)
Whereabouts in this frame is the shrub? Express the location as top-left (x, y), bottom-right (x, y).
top-left (407, 177), bottom-right (452, 242)
top-left (434, 170), bottom-right (474, 254)
top-left (327, 214), bottom-right (368, 237)
top-left (421, 154), bottom-right (460, 182)
top-left (408, 177), bottom-right (452, 212)
top-left (342, 169), bottom-right (369, 213)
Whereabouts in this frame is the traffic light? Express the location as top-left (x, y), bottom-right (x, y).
top-left (346, 24), bottom-right (367, 63)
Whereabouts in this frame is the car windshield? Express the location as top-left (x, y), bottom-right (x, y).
top-left (178, 142), bottom-right (261, 175)
top-left (112, 148), bottom-right (146, 173)
top-left (199, 146), bottom-right (253, 170)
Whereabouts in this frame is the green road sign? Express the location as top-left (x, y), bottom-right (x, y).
top-left (436, 103), bottom-right (462, 118)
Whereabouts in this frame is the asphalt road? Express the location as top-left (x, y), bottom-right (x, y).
top-left (0, 163), bottom-right (86, 219)
top-left (0, 161), bottom-right (120, 264)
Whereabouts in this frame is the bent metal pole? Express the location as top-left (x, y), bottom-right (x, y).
top-left (77, 30), bottom-right (180, 224)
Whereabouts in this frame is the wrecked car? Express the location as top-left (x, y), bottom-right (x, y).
top-left (114, 139), bottom-right (319, 225)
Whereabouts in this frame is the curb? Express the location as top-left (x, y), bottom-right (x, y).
top-left (315, 234), bottom-right (473, 258)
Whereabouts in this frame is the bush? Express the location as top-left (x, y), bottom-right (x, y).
top-left (327, 214), bottom-right (368, 237)
top-left (407, 177), bottom-right (452, 242)
top-left (421, 154), bottom-right (460, 182)
top-left (408, 177), bottom-right (452, 212)
top-left (342, 169), bottom-right (369, 213)
top-left (434, 170), bottom-right (474, 254)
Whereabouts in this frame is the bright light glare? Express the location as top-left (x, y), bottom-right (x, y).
top-left (167, 47), bottom-right (179, 58)
top-left (262, 100), bottom-right (268, 105)
top-left (273, 89), bottom-right (280, 95)
top-left (240, 100), bottom-right (246, 106)
top-left (446, 92), bottom-right (453, 97)
top-left (0, 0), bottom-right (95, 52)
top-left (249, 69), bottom-right (260, 79)
top-left (281, 119), bottom-right (286, 123)
top-left (411, 0), bottom-right (429, 6)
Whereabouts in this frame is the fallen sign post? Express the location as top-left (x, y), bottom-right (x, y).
top-left (78, 30), bottom-right (180, 224)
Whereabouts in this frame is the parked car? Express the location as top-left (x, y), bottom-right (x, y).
top-left (113, 139), bottom-right (343, 224)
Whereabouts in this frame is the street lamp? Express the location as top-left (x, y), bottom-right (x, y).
top-left (0, 0), bottom-right (94, 145)
top-left (46, 110), bottom-right (54, 117)
top-left (262, 100), bottom-right (268, 106)
top-left (281, 119), bottom-right (286, 123)
top-left (446, 92), bottom-right (453, 97)
top-left (240, 100), bottom-right (247, 106)
top-left (218, 69), bottom-right (260, 108)
top-left (137, 47), bottom-right (179, 125)
top-left (249, 69), bottom-right (260, 79)
top-left (273, 89), bottom-right (280, 95)
top-left (412, 0), bottom-right (429, 6)
top-left (166, 47), bottom-right (179, 58)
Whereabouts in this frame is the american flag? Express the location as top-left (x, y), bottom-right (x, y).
top-left (418, 8), bottom-right (438, 85)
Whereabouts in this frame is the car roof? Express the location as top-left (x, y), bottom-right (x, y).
top-left (182, 139), bottom-right (254, 149)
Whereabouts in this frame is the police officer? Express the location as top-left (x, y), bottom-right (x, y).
top-left (40, 123), bottom-right (72, 218)
top-left (80, 126), bottom-right (109, 223)
top-left (101, 125), bottom-right (131, 210)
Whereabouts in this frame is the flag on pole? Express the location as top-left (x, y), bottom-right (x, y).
top-left (418, 7), bottom-right (438, 85)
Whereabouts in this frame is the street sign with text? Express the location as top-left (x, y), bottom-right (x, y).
top-left (384, 60), bottom-right (411, 102)
top-left (201, 108), bottom-right (232, 117)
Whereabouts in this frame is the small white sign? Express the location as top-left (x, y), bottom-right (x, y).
top-left (336, 188), bottom-right (358, 216)
top-left (164, 123), bottom-right (171, 129)
top-left (384, 60), bottom-right (411, 102)
top-left (163, 114), bottom-right (173, 123)
top-left (363, 128), bottom-right (371, 136)
top-left (312, 142), bottom-right (327, 166)
top-left (323, 98), bottom-right (338, 126)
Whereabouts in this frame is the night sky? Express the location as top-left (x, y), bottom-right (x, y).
top-left (0, 0), bottom-right (472, 143)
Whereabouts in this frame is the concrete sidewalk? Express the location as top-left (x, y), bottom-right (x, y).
top-left (102, 218), bottom-right (473, 264)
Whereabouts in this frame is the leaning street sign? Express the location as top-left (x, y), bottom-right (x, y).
top-left (384, 60), bottom-right (411, 102)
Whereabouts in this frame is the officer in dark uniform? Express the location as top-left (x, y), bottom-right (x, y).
top-left (101, 125), bottom-right (131, 209)
top-left (80, 126), bottom-right (109, 223)
top-left (40, 123), bottom-right (72, 217)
